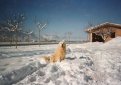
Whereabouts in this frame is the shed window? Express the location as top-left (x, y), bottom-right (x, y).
top-left (111, 32), bottom-right (115, 38)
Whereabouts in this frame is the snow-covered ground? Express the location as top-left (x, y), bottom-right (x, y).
top-left (0, 37), bottom-right (121, 85)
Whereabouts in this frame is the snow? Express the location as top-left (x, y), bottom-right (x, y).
top-left (86, 22), bottom-right (121, 32)
top-left (0, 37), bottom-right (121, 85)
top-left (101, 37), bottom-right (121, 48)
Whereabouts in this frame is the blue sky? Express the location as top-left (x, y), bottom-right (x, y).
top-left (0, 0), bottom-right (121, 40)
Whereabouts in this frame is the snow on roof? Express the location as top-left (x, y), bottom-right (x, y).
top-left (86, 22), bottom-right (121, 32)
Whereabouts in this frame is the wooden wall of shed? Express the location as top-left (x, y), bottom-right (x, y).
top-left (115, 29), bottom-right (121, 36)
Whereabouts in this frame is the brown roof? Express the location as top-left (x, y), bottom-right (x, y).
top-left (86, 22), bottom-right (121, 32)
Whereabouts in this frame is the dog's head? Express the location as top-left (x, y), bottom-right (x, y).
top-left (58, 40), bottom-right (66, 50)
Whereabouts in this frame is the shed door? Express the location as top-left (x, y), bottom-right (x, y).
top-left (92, 33), bottom-right (104, 42)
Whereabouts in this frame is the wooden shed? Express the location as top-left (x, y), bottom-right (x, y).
top-left (86, 22), bottom-right (121, 42)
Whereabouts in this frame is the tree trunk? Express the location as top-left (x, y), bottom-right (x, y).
top-left (39, 29), bottom-right (40, 47)
top-left (15, 29), bottom-right (18, 48)
top-left (10, 32), bottom-right (12, 47)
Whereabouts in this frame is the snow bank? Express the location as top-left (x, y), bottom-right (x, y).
top-left (0, 61), bottom-right (44, 85)
top-left (15, 58), bottom-right (94, 85)
top-left (101, 37), bottom-right (121, 49)
top-left (13, 44), bottom-right (95, 85)
top-left (104, 37), bottom-right (121, 45)
top-left (91, 37), bottom-right (121, 85)
top-left (77, 42), bottom-right (103, 52)
top-left (1, 37), bottom-right (121, 85)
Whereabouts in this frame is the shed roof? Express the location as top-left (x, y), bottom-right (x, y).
top-left (86, 22), bottom-right (121, 32)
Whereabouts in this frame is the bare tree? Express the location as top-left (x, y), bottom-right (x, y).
top-left (38, 23), bottom-right (46, 46)
top-left (34, 16), bottom-right (47, 46)
top-left (0, 13), bottom-right (25, 48)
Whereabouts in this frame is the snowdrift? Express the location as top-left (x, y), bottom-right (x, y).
top-left (101, 37), bottom-right (121, 48)
top-left (104, 37), bottom-right (121, 45)
top-left (0, 61), bottom-right (43, 85)
top-left (15, 57), bottom-right (94, 85)
top-left (0, 37), bottom-right (121, 85)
